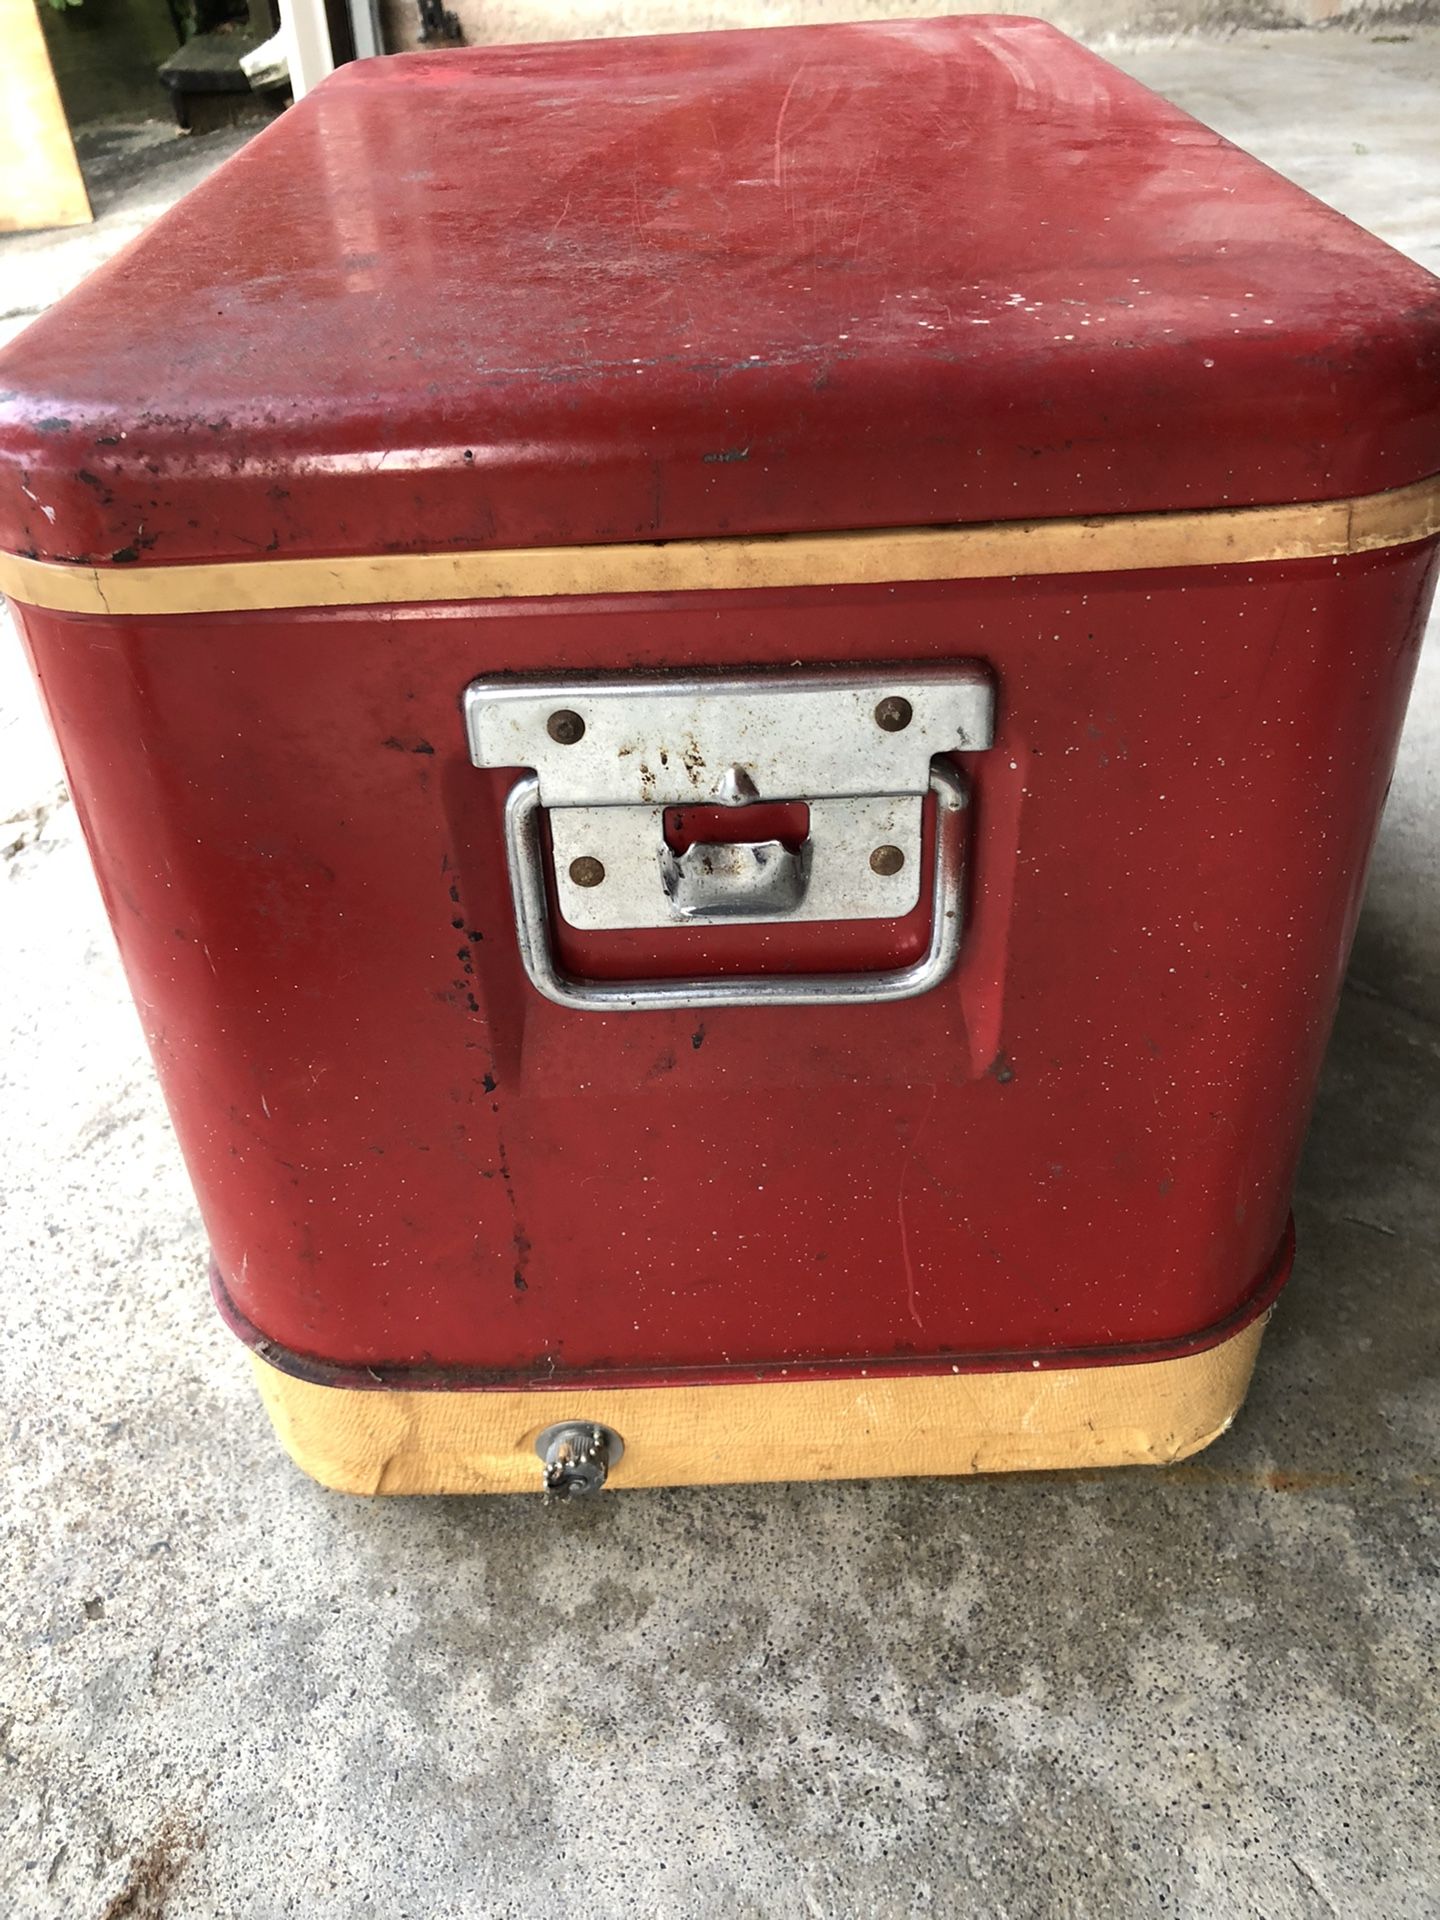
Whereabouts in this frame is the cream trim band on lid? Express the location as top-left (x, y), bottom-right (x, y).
top-left (2, 474), bottom-right (1438, 617)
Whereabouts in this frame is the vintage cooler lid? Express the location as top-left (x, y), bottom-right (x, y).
top-left (1, 16), bottom-right (1438, 576)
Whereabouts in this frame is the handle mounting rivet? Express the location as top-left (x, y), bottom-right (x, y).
top-left (874, 696), bottom-right (913, 733)
top-left (569, 856), bottom-right (606, 888)
top-left (547, 709), bottom-right (586, 745)
top-left (870, 844), bottom-right (905, 876)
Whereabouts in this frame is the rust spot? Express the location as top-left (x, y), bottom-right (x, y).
top-left (681, 740), bottom-right (706, 784)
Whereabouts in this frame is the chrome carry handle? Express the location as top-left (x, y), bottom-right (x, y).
top-left (500, 759), bottom-right (971, 1013)
top-left (466, 665), bottom-right (994, 1013)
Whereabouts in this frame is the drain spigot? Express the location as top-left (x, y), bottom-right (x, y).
top-left (536, 1422), bottom-right (623, 1500)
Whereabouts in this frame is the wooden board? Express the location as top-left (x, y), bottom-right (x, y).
top-left (0, 0), bottom-right (91, 236)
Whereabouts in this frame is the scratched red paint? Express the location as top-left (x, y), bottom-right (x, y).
top-left (3, 19), bottom-right (1439, 565)
top-left (1, 20), bottom-right (1437, 1391)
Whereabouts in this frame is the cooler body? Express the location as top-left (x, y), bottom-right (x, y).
top-left (10, 531), bottom-right (1437, 1488)
top-left (3, 18), bottom-right (1439, 1493)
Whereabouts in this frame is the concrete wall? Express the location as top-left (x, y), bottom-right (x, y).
top-left (378, 0), bottom-right (1432, 58)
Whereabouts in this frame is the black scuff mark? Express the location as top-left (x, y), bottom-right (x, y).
top-left (108, 525), bottom-right (160, 564)
top-left (703, 445), bottom-right (751, 464)
top-left (493, 1134), bottom-right (532, 1300)
top-left (382, 736), bottom-right (436, 754)
top-left (989, 1052), bottom-right (1016, 1085)
top-left (691, 1024), bottom-right (706, 1051)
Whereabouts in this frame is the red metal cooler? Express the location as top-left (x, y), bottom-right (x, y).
top-left (3, 19), bottom-right (1438, 1497)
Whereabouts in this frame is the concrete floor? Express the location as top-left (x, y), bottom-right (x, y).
top-left (2, 31), bottom-right (1438, 1919)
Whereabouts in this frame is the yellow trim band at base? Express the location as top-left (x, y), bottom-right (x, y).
top-left (251, 1316), bottom-right (1267, 1496)
top-left (3, 475), bottom-right (1438, 617)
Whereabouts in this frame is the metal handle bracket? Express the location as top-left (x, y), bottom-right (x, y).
top-left (466, 665), bottom-right (992, 1012)
top-left (501, 760), bottom-right (971, 1013)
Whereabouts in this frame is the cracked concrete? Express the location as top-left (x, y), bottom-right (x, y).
top-left (2, 31), bottom-right (1438, 1919)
